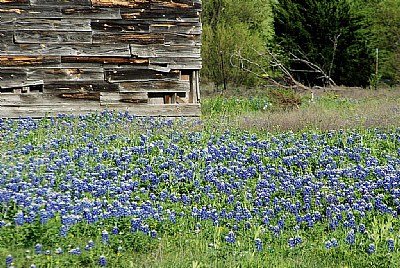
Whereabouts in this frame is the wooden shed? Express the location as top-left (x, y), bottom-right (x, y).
top-left (0, 0), bottom-right (201, 117)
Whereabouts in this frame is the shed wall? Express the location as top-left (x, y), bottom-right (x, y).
top-left (0, 0), bottom-right (201, 117)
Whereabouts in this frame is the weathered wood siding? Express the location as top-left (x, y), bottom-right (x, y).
top-left (0, 0), bottom-right (201, 117)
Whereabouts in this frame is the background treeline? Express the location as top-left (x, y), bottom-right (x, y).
top-left (201, 0), bottom-right (400, 88)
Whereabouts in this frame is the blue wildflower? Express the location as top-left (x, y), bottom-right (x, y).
top-left (368, 244), bottom-right (376, 254)
top-left (6, 255), bottom-right (13, 267)
top-left (225, 231), bottom-right (236, 244)
top-left (102, 230), bottom-right (109, 244)
top-left (255, 238), bottom-right (263, 252)
top-left (388, 239), bottom-right (395, 252)
top-left (99, 255), bottom-right (106, 267)
top-left (345, 230), bottom-right (355, 245)
top-left (35, 244), bottom-right (42, 255)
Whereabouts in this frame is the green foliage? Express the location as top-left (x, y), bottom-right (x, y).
top-left (201, 0), bottom-right (275, 88)
top-left (273, 0), bottom-right (374, 87)
top-left (354, 0), bottom-right (400, 84)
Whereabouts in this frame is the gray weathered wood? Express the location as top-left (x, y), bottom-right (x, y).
top-left (61, 7), bottom-right (121, 19)
top-left (130, 44), bottom-right (200, 58)
top-left (14, 19), bottom-right (91, 31)
top-left (0, 104), bottom-right (201, 117)
top-left (100, 92), bottom-right (148, 105)
top-left (31, 0), bottom-right (91, 6)
top-left (0, 0), bottom-right (202, 117)
top-left (28, 68), bottom-right (104, 82)
top-left (118, 80), bottom-right (190, 92)
top-left (91, 19), bottom-right (150, 33)
top-left (0, 0), bottom-right (30, 6)
top-left (14, 30), bottom-right (92, 44)
top-left (92, 32), bottom-right (164, 44)
top-left (105, 68), bottom-right (180, 82)
top-left (0, 44), bottom-right (131, 56)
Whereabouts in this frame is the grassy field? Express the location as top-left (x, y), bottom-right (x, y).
top-left (0, 86), bottom-right (399, 267)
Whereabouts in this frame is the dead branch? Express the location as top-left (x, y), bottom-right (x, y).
top-left (231, 47), bottom-right (337, 89)
top-left (230, 48), bottom-right (311, 90)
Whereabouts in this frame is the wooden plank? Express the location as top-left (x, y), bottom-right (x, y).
top-left (0, 93), bottom-right (100, 106)
top-left (149, 57), bottom-right (201, 69)
top-left (14, 30), bottom-right (92, 44)
top-left (151, 0), bottom-right (194, 9)
top-left (0, 6), bottom-right (62, 18)
top-left (92, 32), bottom-right (164, 44)
top-left (61, 56), bottom-right (148, 65)
top-left (0, 103), bottom-right (201, 117)
top-left (164, 33), bottom-right (201, 46)
top-left (61, 7), bottom-right (121, 19)
top-left (92, 0), bottom-right (150, 8)
top-left (118, 80), bottom-right (190, 92)
top-left (100, 92), bottom-right (148, 105)
top-left (105, 68), bottom-right (180, 82)
top-left (0, 0), bottom-right (30, 5)
top-left (0, 31), bottom-right (13, 44)
top-left (0, 68), bottom-right (27, 89)
top-left (0, 56), bottom-right (60, 66)
top-left (150, 22), bottom-right (201, 35)
top-left (151, 0), bottom-right (201, 9)
top-left (43, 81), bottom-right (119, 93)
top-left (130, 44), bottom-right (200, 58)
top-left (0, 18), bottom-right (15, 30)
top-left (28, 68), bottom-right (104, 82)
top-left (0, 44), bottom-right (131, 56)
top-left (91, 19), bottom-right (150, 33)
top-left (120, 8), bottom-right (199, 23)
top-left (14, 19), bottom-right (91, 31)
top-left (31, 0), bottom-right (91, 6)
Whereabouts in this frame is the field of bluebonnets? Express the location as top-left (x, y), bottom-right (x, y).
top-left (1, 93), bottom-right (400, 267)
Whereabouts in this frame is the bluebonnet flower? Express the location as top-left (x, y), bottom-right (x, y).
top-left (99, 255), bottom-right (106, 267)
top-left (150, 230), bottom-right (157, 238)
top-left (358, 224), bottom-right (365, 234)
top-left (288, 238), bottom-right (296, 248)
top-left (112, 226), bottom-right (119, 235)
top-left (60, 225), bottom-right (68, 237)
top-left (255, 238), bottom-right (263, 252)
top-left (55, 248), bottom-right (63, 255)
top-left (30, 265), bottom-right (36, 268)
top-left (388, 238), bottom-right (395, 252)
top-left (6, 255), bottom-right (12, 267)
top-left (102, 230), bottom-right (109, 244)
top-left (368, 244), bottom-right (376, 254)
top-left (225, 231), bottom-right (236, 244)
top-left (325, 241), bottom-right (332, 249)
top-left (85, 240), bottom-right (95, 251)
top-left (331, 238), bottom-right (338, 247)
top-left (346, 230), bottom-right (355, 245)
top-left (69, 248), bottom-right (81, 255)
top-left (35, 244), bottom-right (42, 255)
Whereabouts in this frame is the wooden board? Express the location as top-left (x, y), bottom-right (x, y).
top-left (118, 80), bottom-right (190, 92)
top-left (31, 0), bottom-right (91, 6)
top-left (0, 0), bottom-right (30, 6)
top-left (28, 68), bottom-right (104, 82)
top-left (92, 32), bottom-right (164, 44)
top-left (105, 68), bottom-right (180, 82)
top-left (91, 19), bottom-right (150, 33)
top-left (14, 30), bottom-right (92, 44)
top-left (14, 19), bottom-right (92, 31)
top-left (0, 56), bottom-right (60, 66)
top-left (0, 104), bottom-right (201, 117)
top-left (92, 0), bottom-right (150, 8)
top-left (0, 44), bottom-right (131, 56)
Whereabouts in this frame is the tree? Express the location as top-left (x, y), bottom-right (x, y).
top-left (354, 0), bottom-right (400, 84)
top-left (273, 0), bottom-right (374, 87)
top-left (201, 0), bottom-right (275, 89)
